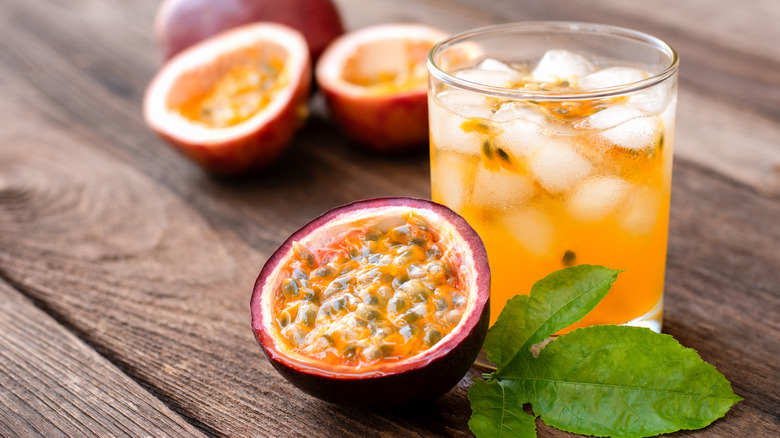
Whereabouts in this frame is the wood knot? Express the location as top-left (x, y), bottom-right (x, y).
top-left (0, 177), bottom-right (34, 205)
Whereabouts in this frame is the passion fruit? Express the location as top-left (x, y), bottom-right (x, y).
top-left (250, 197), bottom-right (489, 408)
top-left (155, 0), bottom-right (344, 62)
top-left (143, 23), bottom-right (311, 174)
top-left (315, 24), bottom-right (448, 152)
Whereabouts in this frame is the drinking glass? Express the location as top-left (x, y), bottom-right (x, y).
top-left (427, 22), bottom-right (678, 351)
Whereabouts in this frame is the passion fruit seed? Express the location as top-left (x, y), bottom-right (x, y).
top-left (387, 296), bottom-right (408, 314)
top-left (280, 278), bottom-right (299, 298)
top-left (291, 268), bottom-right (308, 280)
top-left (301, 288), bottom-right (319, 302)
top-left (434, 296), bottom-right (452, 312)
top-left (450, 291), bottom-right (467, 309)
top-left (297, 302), bottom-right (319, 326)
top-left (312, 266), bottom-right (334, 278)
top-left (356, 304), bottom-right (382, 322)
top-left (278, 309), bottom-right (292, 328)
top-left (271, 214), bottom-right (468, 367)
top-left (423, 326), bottom-right (443, 346)
top-left (563, 249), bottom-right (577, 266)
top-left (360, 345), bottom-right (383, 363)
top-left (407, 263), bottom-right (426, 279)
top-left (358, 291), bottom-right (376, 306)
top-left (293, 241), bottom-right (316, 268)
top-left (399, 325), bottom-right (416, 342)
top-left (377, 285), bottom-right (394, 300)
top-left (426, 261), bottom-right (447, 282)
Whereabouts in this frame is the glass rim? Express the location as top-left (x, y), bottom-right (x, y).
top-left (427, 21), bottom-right (679, 101)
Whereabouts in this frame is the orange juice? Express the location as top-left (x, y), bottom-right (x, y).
top-left (428, 31), bottom-right (678, 334)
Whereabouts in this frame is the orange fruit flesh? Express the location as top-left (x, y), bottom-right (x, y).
top-left (340, 40), bottom-right (432, 95)
top-left (272, 214), bottom-right (468, 369)
top-left (176, 52), bottom-right (287, 128)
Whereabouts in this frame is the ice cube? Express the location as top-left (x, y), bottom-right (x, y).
top-left (566, 177), bottom-right (630, 223)
top-left (429, 96), bottom-right (486, 155)
top-left (430, 151), bottom-right (474, 211)
top-left (579, 105), bottom-right (644, 130)
top-left (601, 116), bottom-right (661, 151)
top-left (476, 58), bottom-right (523, 81)
top-left (660, 94), bottom-right (677, 135)
top-left (471, 168), bottom-right (535, 209)
top-left (532, 50), bottom-right (596, 83)
top-left (617, 187), bottom-right (662, 235)
top-left (579, 67), bottom-right (648, 89)
top-left (629, 81), bottom-right (674, 114)
top-left (455, 68), bottom-right (513, 87)
top-left (504, 207), bottom-right (555, 256)
top-left (437, 89), bottom-right (487, 108)
top-left (577, 105), bottom-right (661, 151)
top-left (435, 89), bottom-right (493, 120)
top-left (495, 114), bottom-right (546, 159)
top-left (528, 141), bottom-right (592, 193)
top-left (492, 102), bottom-right (549, 126)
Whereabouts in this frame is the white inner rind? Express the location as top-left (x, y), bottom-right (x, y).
top-left (261, 206), bottom-right (481, 377)
top-left (144, 23), bottom-right (308, 145)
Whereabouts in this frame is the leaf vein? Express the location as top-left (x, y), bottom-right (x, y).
top-left (524, 275), bottom-right (615, 351)
top-left (553, 381), bottom-right (621, 436)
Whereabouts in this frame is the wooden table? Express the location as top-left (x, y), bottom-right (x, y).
top-left (1, 0), bottom-right (778, 436)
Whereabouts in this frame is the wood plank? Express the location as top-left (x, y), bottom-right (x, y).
top-left (586, 0), bottom-right (780, 61)
top-left (0, 280), bottom-right (207, 437)
top-left (663, 163), bottom-right (780, 437)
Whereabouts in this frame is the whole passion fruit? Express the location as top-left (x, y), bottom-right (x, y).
top-left (250, 198), bottom-right (489, 408)
top-left (155, 0), bottom-right (344, 62)
top-left (144, 23), bottom-right (311, 174)
top-left (316, 24), bottom-right (448, 152)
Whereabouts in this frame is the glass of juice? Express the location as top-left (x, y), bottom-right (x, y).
top-left (426, 22), bottom-right (678, 350)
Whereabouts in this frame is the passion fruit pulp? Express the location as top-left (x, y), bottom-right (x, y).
top-left (250, 198), bottom-right (489, 408)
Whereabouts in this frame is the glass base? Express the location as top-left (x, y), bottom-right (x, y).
top-left (473, 297), bottom-right (664, 371)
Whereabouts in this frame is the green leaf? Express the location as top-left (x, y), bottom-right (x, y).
top-left (502, 325), bottom-right (743, 437)
top-left (485, 265), bottom-right (621, 369)
top-left (470, 266), bottom-right (740, 438)
top-left (468, 378), bottom-right (536, 438)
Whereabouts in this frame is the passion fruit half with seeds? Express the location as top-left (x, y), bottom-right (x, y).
top-left (250, 197), bottom-right (489, 408)
top-left (144, 22), bottom-right (311, 174)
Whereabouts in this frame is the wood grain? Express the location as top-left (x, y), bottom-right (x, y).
top-left (0, 0), bottom-right (778, 437)
top-left (0, 280), bottom-right (206, 437)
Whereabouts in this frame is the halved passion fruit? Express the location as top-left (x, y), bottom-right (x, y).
top-left (144, 23), bottom-right (311, 174)
top-left (315, 24), bottom-right (448, 152)
top-left (250, 198), bottom-right (489, 407)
